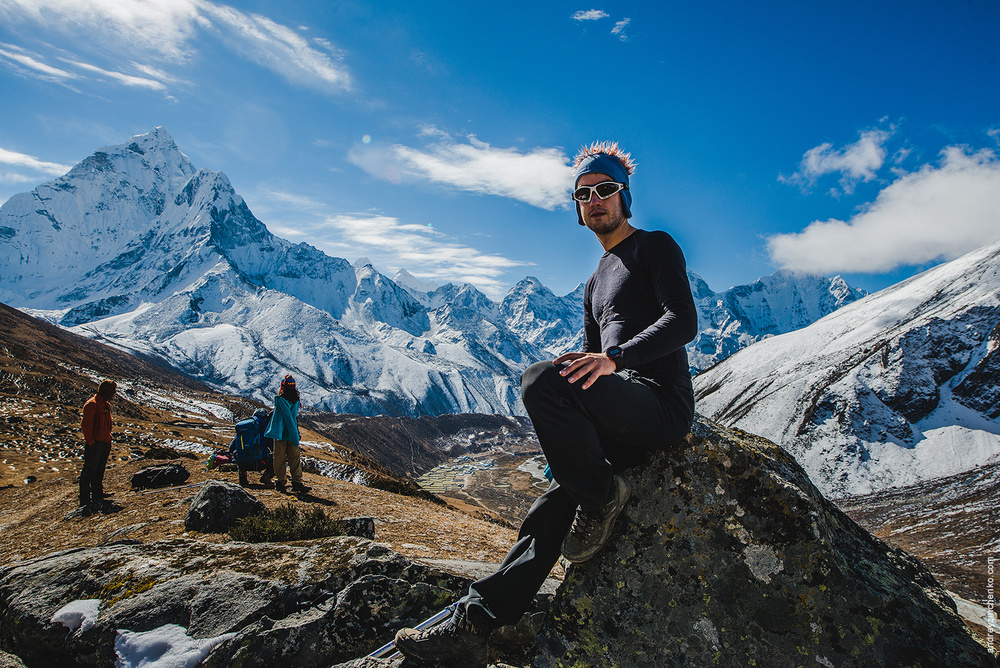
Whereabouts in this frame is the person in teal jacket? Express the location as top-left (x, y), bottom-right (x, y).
top-left (264, 375), bottom-right (310, 493)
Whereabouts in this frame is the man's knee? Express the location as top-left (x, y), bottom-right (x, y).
top-left (521, 361), bottom-right (568, 410)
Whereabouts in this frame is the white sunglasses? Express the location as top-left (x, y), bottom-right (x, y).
top-left (572, 181), bottom-right (628, 203)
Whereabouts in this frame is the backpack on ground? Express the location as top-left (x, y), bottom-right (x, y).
top-left (130, 461), bottom-right (190, 489)
top-left (229, 408), bottom-right (273, 471)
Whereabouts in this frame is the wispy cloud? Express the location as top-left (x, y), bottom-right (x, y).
top-left (200, 4), bottom-right (351, 93)
top-left (0, 0), bottom-right (351, 94)
top-left (571, 9), bottom-right (631, 41)
top-left (320, 214), bottom-right (529, 297)
top-left (780, 129), bottom-right (892, 195)
top-left (767, 146), bottom-right (1000, 274)
top-left (0, 146), bottom-right (73, 176)
top-left (59, 58), bottom-right (169, 90)
top-left (0, 43), bottom-right (77, 82)
top-left (611, 18), bottom-right (632, 41)
top-left (573, 10), bottom-right (609, 21)
top-left (0, 0), bottom-right (203, 61)
top-left (349, 132), bottom-right (575, 210)
top-left (252, 189), bottom-right (530, 298)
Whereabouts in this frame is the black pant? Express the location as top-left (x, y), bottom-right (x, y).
top-left (456, 361), bottom-right (694, 629)
top-left (80, 441), bottom-right (111, 503)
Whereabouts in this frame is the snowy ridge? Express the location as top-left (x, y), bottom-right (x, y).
top-left (688, 269), bottom-right (866, 372)
top-left (1, 127), bottom-right (864, 419)
top-left (0, 128), bottom-right (537, 416)
top-left (695, 240), bottom-right (1000, 496)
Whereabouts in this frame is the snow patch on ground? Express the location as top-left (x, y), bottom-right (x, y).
top-left (949, 591), bottom-right (1000, 635)
top-left (114, 624), bottom-right (235, 668)
top-left (51, 599), bottom-right (101, 633)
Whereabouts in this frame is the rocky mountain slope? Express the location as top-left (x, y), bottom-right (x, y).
top-left (836, 456), bottom-right (1000, 611)
top-left (695, 239), bottom-right (1000, 497)
top-left (0, 127), bottom-right (862, 418)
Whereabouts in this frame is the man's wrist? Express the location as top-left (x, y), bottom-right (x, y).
top-left (605, 345), bottom-right (624, 371)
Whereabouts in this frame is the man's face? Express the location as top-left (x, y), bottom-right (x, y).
top-left (577, 172), bottom-right (627, 235)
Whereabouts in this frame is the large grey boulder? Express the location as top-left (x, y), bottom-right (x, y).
top-left (534, 417), bottom-right (997, 667)
top-left (184, 479), bottom-right (265, 532)
top-left (0, 537), bottom-right (544, 668)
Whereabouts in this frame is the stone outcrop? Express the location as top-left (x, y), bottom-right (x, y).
top-left (0, 537), bottom-right (542, 667)
top-left (184, 480), bottom-right (266, 532)
top-left (533, 418), bottom-right (996, 667)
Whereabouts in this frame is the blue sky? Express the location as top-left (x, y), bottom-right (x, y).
top-left (1, 1), bottom-right (998, 300)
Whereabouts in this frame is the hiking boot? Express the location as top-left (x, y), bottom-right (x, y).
top-left (561, 475), bottom-right (630, 563)
top-left (93, 491), bottom-right (113, 501)
top-left (290, 481), bottom-right (311, 493)
top-left (259, 474), bottom-right (274, 489)
top-left (274, 482), bottom-right (286, 493)
top-left (394, 618), bottom-right (489, 668)
top-left (238, 469), bottom-right (249, 487)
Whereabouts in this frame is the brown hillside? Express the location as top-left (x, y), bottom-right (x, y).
top-left (0, 302), bottom-right (516, 567)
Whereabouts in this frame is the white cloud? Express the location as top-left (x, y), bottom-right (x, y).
top-left (0, 0), bottom-right (351, 94)
top-left (349, 134), bottom-right (575, 210)
top-left (249, 188), bottom-right (530, 298)
top-left (0, 43), bottom-right (77, 81)
top-left (0, 147), bottom-right (73, 175)
top-left (59, 58), bottom-right (168, 90)
top-left (319, 214), bottom-right (530, 297)
top-left (611, 18), bottom-right (631, 41)
top-left (0, 0), bottom-right (204, 61)
top-left (572, 10), bottom-right (609, 21)
top-left (780, 129), bottom-right (892, 195)
top-left (200, 4), bottom-right (351, 92)
top-left (767, 146), bottom-right (1000, 274)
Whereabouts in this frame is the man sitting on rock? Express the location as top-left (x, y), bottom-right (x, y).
top-left (394, 142), bottom-right (698, 667)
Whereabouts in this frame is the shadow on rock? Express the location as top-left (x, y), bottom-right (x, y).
top-left (63, 500), bottom-right (124, 521)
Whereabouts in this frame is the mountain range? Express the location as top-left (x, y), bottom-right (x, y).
top-left (0, 127), bottom-right (861, 417)
top-left (695, 239), bottom-right (1000, 497)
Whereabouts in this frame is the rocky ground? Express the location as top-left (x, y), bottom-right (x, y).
top-left (0, 439), bottom-right (518, 570)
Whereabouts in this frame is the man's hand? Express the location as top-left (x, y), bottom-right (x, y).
top-left (553, 351), bottom-right (616, 390)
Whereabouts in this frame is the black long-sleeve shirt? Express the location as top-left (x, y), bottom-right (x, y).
top-left (583, 229), bottom-right (697, 390)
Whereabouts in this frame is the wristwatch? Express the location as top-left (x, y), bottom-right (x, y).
top-left (605, 345), bottom-right (623, 371)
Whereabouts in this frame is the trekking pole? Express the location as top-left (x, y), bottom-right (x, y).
top-left (367, 605), bottom-right (455, 659)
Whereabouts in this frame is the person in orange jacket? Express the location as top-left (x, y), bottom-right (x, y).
top-left (80, 379), bottom-right (117, 506)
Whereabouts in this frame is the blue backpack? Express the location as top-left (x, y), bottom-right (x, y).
top-left (229, 409), bottom-right (274, 469)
